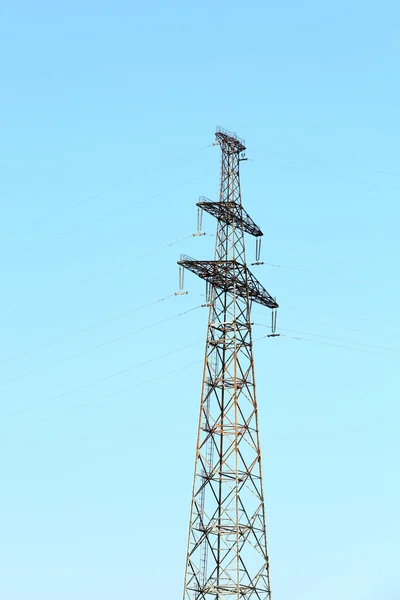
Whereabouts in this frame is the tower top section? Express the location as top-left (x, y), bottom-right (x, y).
top-left (215, 126), bottom-right (246, 154)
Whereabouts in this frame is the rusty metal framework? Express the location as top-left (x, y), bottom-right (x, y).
top-left (196, 198), bottom-right (263, 238)
top-left (179, 256), bottom-right (278, 310)
top-left (178, 127), bottom-right (278, 600)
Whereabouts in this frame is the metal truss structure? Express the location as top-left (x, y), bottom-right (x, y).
top-left (178, 126), bottom-right (278, 600)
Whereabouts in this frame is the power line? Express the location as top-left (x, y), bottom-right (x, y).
top-left (257, 259), bottom-right (399, 298)
top-left (0, 359), bottom-right (202, 440)
top-left (77, 234), bottom-right (211, 286)
top-left (0, 304), bottom-right (202, 388)
top-left (282, 315), bottom-right (400, 342)
top-left (2, 175), bottom-right (204, 262)
top-left (0, 333), bottom-right (282, 437)
top-left (0, 327), bottom-right (392, 439)
top-left (0, 338), bottom-right (204, 423)
top-left (283, 333), bottom-right (397, 358)
top-left (5, 297), bottom-right (395, 383)
top-left (4, 233), bottom-right (198, 315)
top-left (256, 324), bottom-right (397, 359)
top-left (283, 306), bottom-right (400, 328)
top-left (260, 260), bottom-right (337, 278)
top-left (250, 158), bottom-right (400, 192)
top-left (0, 143), bottom-right (213, 240)
top-left (253, 149), bottom-right (400, 179)
top-left (280, 328), bottom-right (397, 357)
top-left (2, 292), bottom-right (396, 415)
top-left (0, 293), bottom-right (176, 367)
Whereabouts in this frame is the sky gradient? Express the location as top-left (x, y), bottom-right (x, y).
top-left (0, 1), bottom-right (399, 599)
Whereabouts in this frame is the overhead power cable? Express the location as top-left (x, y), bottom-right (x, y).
top-left (5, 291), bottom-right (397, 375)
top-left (0, 143), bottom-right (213, 240)
top-left (255, 324), bottom-right (397, 359)
top-left (0, 335), bottom-right (203, 423)
top-left (0, 332), bottom-right (278, 435)
top-left (250, 158), bottom-right (400, 192)
top-left (2, 175), bottom-right (204, 262)
top-left (0, 359), bottom-right (202, 440)
top-left (2, 307), bottom-right (396, 425)
top-left (283, 306), bottom-right (400, 328)
top-left (4, 233), bottom-right (198, 315)
top-left (0, 293), bottom-right (176, 367)
top-left (78, 233), bottom-right (212, 286)
top-left (0, 328), bottom-right (394, 439)
top-left (280, 327), bottom-right (398, 357)
top-left (253, 149), bottom-right (400, 179)
top-left (281, 315), bottom-right (400, 342)
top-left (257, 259), bottom-right (400, 300)
top-left (260, 260), bottom-right (339, 278)
top-left (283, 333), bottom-right (398, 357)
top-left (0, 304), bottom-right (202, 388)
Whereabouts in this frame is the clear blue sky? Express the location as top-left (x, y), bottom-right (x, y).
top-left (0, 1), bottom-right (399, 598)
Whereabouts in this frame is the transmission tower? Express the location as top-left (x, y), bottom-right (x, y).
top-left (178, 127), bottom-right (279, 600)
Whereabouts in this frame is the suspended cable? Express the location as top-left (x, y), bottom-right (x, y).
top-left (255, 324), bottom-right (397, 358)
top-left (0, 293), bottom-right (177, 367)
top-left (260, 261), bottom-right (323, 274)
top-left (259, 259), bottom-right (398, 295)
top-left (250, 158), bottom-right (400, 192)
top-left (0, 359), bottom-right (202, 440)
top-left (283, 306), bottom-right (400, 328)
top-left (283, 333), bottom-right (397, 358)
top-left (0, 335), bottom-right (203, 423)
top-left (78, 232), bottom-right (213, 286)
top-left (4, 233), bottom-right (197, 315)
top-left (280, 327), bottom-right (398, 356)
top-left (0, 305), bottom-right (202, 388)
top-left (0, 333), bottom-right (286, 436)
top-left (253, 148), bottom-right (400, 179)
top-left (0, 327), bottom-right (394, 438)
top-left (2, 175), bottom-right (204, 262)
top-left (282, 315), bottom-right (400, 342)
top-left (0, 143), bottom-right (213, 240)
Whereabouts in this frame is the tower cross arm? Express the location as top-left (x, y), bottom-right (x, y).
top-left (246, 266), bottom-right (279, 309)
top-left (197, 197), bottom-right (263, 237)
top-left (178, 256), bottom-right (279, 309)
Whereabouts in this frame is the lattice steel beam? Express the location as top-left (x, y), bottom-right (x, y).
top-left (179, 127), bottom-right (277, 600)
top-left (197, 198), bottom-right (263, 237)
top-left (178, 256), bottom-right (278, 309)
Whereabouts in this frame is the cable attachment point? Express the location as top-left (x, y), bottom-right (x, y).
top-left (267, 309), bottom-right (280, 338)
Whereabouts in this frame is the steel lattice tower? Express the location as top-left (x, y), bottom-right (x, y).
top-left (178, 127), bottom-right (279, 600)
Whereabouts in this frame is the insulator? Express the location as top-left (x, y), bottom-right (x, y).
top-left (197, 207), bottom-right (203, 233)
top-left (256, 237), bottom-right (262, 262)
top-left (179, 265), bottom-right (185, 291)
top-left (271, 310), bottom-right (277, 334)
top-left (206, 281), bottom-right (211, 303)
